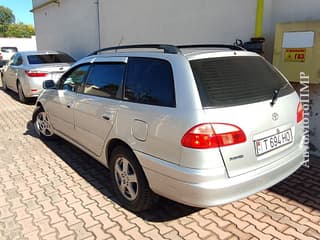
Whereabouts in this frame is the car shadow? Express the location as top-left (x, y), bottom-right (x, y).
top-left (24, 120), bottom-right (320, 219)
top-left (270, 157), bottom-right (320, 211)
top-left (0, 86), bottom-right (36, 105)
top-left (24, 121), bottom-right (200, 221)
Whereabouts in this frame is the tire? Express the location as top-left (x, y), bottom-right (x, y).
top-left (32, 106), bottom-right (55, 140)
top-left (17, 81), bottom-right (27, 103)
top-left (2, 76), bottom-right (8, 91)
top-left (110, 145), bottom-right (158, 212)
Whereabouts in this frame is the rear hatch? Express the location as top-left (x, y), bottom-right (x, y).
top-left (190, 54), bottom-right (302, 177)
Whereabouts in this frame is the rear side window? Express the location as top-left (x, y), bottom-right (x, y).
top-left (84, 63), bottom-right (125, 99)
top-left (125, 58), bottom-right (175, 107)
top-left (27, 54), bottom-right (75, 64)
top-left (190, 56), bottom-right (294, 107)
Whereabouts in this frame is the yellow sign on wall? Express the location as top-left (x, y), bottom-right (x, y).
top-left (284, 48), bottom-right (306, 62)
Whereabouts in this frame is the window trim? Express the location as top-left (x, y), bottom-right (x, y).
top-left (122, 57), bottom-right (176, 108)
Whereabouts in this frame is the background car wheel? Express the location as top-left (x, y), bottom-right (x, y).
top-left (2, 77), bottom-right (8, 91)
top-left (110, 145), bottom-right (158, 212)
top-left (32, 106), bottom-right (55, 140)
top-left (17, 81), bottom-right (27, 103)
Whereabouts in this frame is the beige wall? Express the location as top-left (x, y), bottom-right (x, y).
top-left (99, 0), bottom-right (257, 47)
top-left (33, 0), bottom-right (100, 59)
top-left (33, 0), bottom-right (259, 59)
top-left (32, 0), bottom-right (320, 60)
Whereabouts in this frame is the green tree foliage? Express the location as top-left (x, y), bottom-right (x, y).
top-left (0, 6), bottom-right (15, 24)
top-left (0, 5), bottom-right (35, 38)
top-left (5, 23), bottom-right (35, 38)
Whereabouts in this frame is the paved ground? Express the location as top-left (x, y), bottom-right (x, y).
top-left (0, 83), bottom-right (319, 240)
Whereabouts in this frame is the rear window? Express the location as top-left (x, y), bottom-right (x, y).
top-left (190, 56), bottom-right (294, 107)
top-left (27, 54), bottom-right (75, 64)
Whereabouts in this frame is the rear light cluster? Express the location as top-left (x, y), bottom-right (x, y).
top-left (25, 70), bottom-right (48, 77)
top-left (297, 102), bottom-right (304, 123)
top-left (181, 123), bottom-right (246, 149)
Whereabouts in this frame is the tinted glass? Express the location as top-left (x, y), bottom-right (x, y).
top-left (27, 54), bottom-right (75, 64)
top-left (59, 64), bottom-right (90, 92)
top-left (12, 54), bottom-right (22, 66)
top-left (84, 63), bottom-right (125, 98)
top-left (125, 58), bottom-right (175, 107)
top-left (190, 56), bottom-right (294, 107)
top-left (15, 56), bottom-right (23, 65)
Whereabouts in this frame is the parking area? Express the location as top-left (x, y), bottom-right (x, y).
top-left (0, 81), bottom-right (319, 240)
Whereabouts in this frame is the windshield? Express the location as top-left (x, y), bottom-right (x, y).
top-left (27, 54), bottom-right (75, 64)
top-left (190, 56), bottom-right (294, 107)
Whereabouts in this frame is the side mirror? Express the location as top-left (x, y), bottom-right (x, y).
top-left (43, 80), bottom-right (56, 89)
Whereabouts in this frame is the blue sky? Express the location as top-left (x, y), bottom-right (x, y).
top-left (0, 0), bottom-right (34, 25)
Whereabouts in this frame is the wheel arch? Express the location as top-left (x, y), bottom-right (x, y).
top-left (106, 138), bottom-right (133, 168)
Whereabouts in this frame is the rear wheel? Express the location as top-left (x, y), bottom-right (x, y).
top-left (32, 106), bottom-right (55, 140)
top-left (110, 146), bottom-right (158, 212)
top-left (17, 81), bottom-right (28, 103)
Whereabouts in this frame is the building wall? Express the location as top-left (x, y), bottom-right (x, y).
top-left (33, 0), bottom-right (99, 59)
top-left (0, 36), bottom-right (37, 51)
top-left (99, 0), bottom-right (257, 48)
top-left (32, 0), bottom-right (320, 60)
top-left (33, 0), bottom-right (260, 59)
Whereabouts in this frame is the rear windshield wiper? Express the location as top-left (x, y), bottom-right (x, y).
top-left (270, 83), bottom-right (289, 106)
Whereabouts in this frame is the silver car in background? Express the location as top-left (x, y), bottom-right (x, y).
top-left (2, 50), bottom-right (75, 103)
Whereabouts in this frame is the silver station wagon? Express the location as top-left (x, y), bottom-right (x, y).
top-left (33, 44), bottom-right (305, 212)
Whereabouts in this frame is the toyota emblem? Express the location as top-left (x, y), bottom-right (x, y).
top-left (272, 113), bottom-right (279, 121)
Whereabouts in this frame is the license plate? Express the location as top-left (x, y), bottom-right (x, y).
top-left (254, 129), bottom-right (293, 156)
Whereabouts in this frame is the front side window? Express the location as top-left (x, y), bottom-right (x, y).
top-left (124, 58), bottom-right (175, 107)
top-left (84, 63), bottom-right (125, 98)
top-left (59, 64), bottom-right (91, 92)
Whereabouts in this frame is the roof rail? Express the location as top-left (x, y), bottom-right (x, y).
top-left (177, 44), bottom-right (245, 51)
top-left (88, 44), bottom-right (181, 56)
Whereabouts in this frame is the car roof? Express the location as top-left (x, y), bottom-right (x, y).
top-left (78, 48), bottom-right (259, 65)
top-left (17, 50), bottom-right (66, 56)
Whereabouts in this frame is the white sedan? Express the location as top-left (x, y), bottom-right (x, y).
top-left (2, 50), bottom-right (75, 103)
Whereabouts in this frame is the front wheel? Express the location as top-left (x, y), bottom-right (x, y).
top-left (110, 146), bottom-right (158, 212)
top-left (32, 106), bottom-right (55, 140)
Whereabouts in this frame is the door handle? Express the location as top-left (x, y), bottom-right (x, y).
top-left (102, 113), bottom-right (113, 121)
top-left (67, 104), bottom-right (72, 108)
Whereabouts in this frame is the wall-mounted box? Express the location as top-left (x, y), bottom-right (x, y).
top-left (273, 21), bottom-right (320, 84)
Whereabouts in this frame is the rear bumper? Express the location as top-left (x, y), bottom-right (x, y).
top-left (22, 78), bottom-right (45, 98)
top-left (136, 147), bottom-right (304, 207)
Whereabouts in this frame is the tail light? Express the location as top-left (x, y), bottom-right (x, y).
top-left (297, 102), bottom-right (304, 123)
top-left (181, 123), bottom-right (246, 149)
top-left (25, 70), bottom-right (48, 77)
